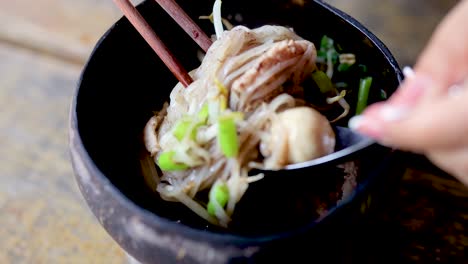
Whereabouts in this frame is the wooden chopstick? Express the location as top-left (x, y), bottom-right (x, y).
top-left (154, 0), bottom-right (213, 52)
top-left (113, 0), bottom-right (193, 87)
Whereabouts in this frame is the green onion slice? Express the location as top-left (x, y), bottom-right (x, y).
top-left (320, 35), bottom-right (334, 50)
top-left (311, 70), bottom-right (334, 94)
top-left (337, 63), bottom-right (352, 72)
top-left (207, 182), bottom-right (229, 216)
top-left (198, 103), bottom-right (209, 123)
top-left (157, 151), bottom-right (189, 171)
top-left (173, 119), bottom-right (201, 141)
top-left (217, 113), bottom-right (242, 158)
top-left (356, 76), bottom-right (373, 115)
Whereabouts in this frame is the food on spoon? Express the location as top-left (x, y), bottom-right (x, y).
top-left (261, 106), bottom-right (335, 169)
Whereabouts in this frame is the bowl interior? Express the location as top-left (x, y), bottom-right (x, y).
top-left (75, 0), bottom-right (402, 238)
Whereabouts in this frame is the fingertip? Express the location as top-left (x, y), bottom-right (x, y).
top-left (348, 115), bottom-right (363, 131)
top-left (348, 113), bottom-right (385, 140)
top-left (403, 66), bottom-right (415, 79)
top-left (379, 105), bottom-right (409, 122)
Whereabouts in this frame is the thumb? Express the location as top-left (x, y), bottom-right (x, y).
top-left (349, 0), bottom-right (468, 152)
top-left (350, 77), bottom-right (468, 152)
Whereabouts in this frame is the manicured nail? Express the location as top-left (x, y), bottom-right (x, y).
top-left (403, 66), bottom-right (415, 79)
top-left (348, 115), bottom-right (363, 130)
top-left (448, 84), bottom-right (463, 97)
top-left (448, 77), bottom-right (467, 98)
top-left (348, 115), bottom-right (384, 139)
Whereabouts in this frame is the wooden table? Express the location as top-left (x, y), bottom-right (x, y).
top-left (0, 0), bottom-right (465, 263)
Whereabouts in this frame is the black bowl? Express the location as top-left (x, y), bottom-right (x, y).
top-left (69, 0), bottom-right (403, 263)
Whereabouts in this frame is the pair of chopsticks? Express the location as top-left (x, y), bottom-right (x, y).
top-left (113, 0), bottom-right (213, 87)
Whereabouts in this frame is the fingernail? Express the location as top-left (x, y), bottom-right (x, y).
top-left (348, 115), bottom-right (384, 139)
top-left (348, 115), bottom-right (363, 130)
top-left (448, 84), bottom-right (463, 97)
top-left (403, 66), bottom-right (415, 79)
top-left (448, 77), bottom-right (467, 98)
top-left (379, 105), bottom-right (409, 122)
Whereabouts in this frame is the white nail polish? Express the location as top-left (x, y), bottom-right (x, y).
top-left (379, 105), bottom-right (408, 122)
top-left (348, 115), bottom-right (364, 130)
top-left (448, 84), bottom-right (463, 97)
top-left (403, 66), bottom-right (415, 79)
top-left (448, 77), bottom-right (468, 98)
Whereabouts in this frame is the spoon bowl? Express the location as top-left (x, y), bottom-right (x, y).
top-left (284, 126), bottom-right (375, 170)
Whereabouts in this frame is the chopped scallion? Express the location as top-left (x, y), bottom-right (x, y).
top-left (330, 50), bottom-right (339, 65)
top-left (320, 35), bottom-right (334, 50)
top-left (157, 151), bottom-right (189, 171)
top-left (173, 120), bottom-right (191, 141)
top-left (318, 35), bottom-right (338, 64)
top-left (207, 183), bottom-right (229, 216)
top-left (337, 63), bottom-right (352, 72)
top-left (217, 116), bottom-right (239, 158)
top-left (317, 50), bottom-right (327, 60)
top-left (358, 64), bottom-right (368, 73)
top-left (198, 103), bottom-right (209, 123)
top-left (356, 77), bottom-right (373, 115)
top-left (311, 70), bottom-right (334, 94)
top-left (380, 89), bottom-right (387, 99)
top-left (173, 120), bottom-right (200, 141)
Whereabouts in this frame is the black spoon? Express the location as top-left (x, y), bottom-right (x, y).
top-left (281, 126), bottom-right (375, 170)
top-left (244, 126), bottom-right (377, 177)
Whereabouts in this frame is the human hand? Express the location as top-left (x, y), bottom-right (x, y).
top-left (349, 0), bottom-right (468, 185)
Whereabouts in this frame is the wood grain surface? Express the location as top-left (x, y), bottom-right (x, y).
top-left (0, 42), bottom-right (128, 263)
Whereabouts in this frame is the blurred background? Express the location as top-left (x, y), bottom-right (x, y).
top-left (0, 0), bottom-right (465, 263)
